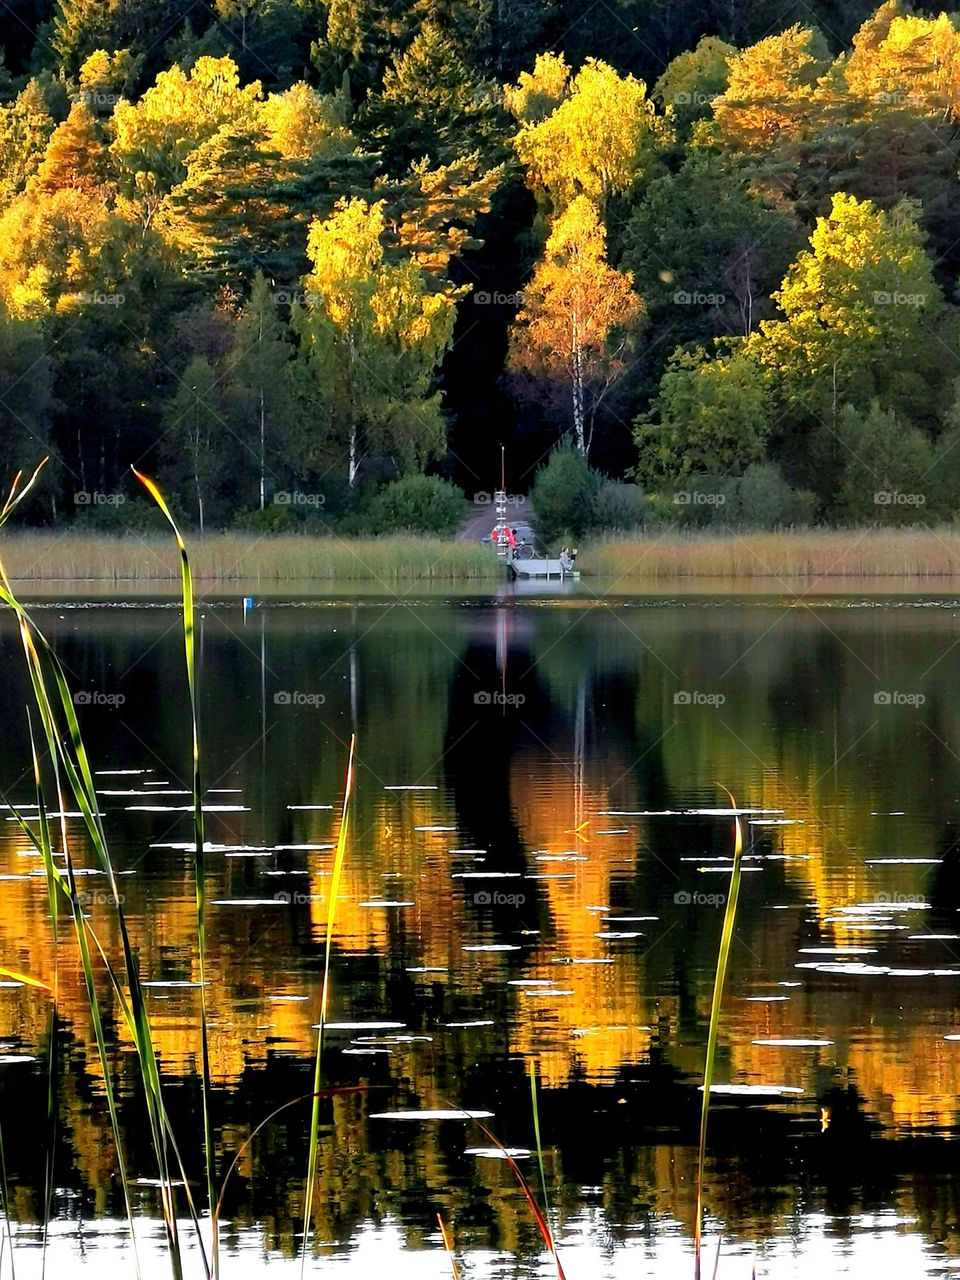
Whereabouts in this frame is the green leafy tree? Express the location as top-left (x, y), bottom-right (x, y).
top-left (364, 473), bottom-right (467, 534)
top-left (622, 151), bottom-right (802, 345)
top-left (0, 299), bottom-right (53, 480)
top-left (833, 400), bottom-right (937, 524)
top-left (746, 193), bottom-right (950, 434)
top-left (312, 0), bottom-right (403, 92)
top-left (201, 0), bottom-right (307, 83)
top-left (161, 354), bottom-right (234, 532)
top-left (162, 83), bottom-right (363, 281)
top-left (635, 345), bottom-right (772, 483)
top-left (78, 47), bottom-right (142, 108)
top-left (111, 56), bottom-right (263, 196)
top-left (735, 461), bottom-right (816, 527)
top-left (52, 0), bottom-right (111, 73)
top-left (225, 271), bottom-right (298, 509)
top-left (530, 446), bottom-right (601, 546)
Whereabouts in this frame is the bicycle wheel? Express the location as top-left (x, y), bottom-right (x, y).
top-left (515, 543), bottom-right (534, 560)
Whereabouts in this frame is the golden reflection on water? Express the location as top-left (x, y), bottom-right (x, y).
top-left (3, 600), bottom-right (960, 1265)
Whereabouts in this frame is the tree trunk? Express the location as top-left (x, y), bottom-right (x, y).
top-left (77, 422), bottom-right (86, 494)
top-left (348, 421), bottom-right (359, 488)
top-left (347, 330), bottom-right (360, 487)
top-left (259, 383), bottom-right (266, 510)
top-left (194, 420), bottom-right (204, 535)
top-left (258, 304), bottom-right (265, 509)
top-left (571, 309), bottom-right (585, 454)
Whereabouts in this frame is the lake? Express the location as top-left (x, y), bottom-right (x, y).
top-left (3, 587), bottom-right (960, 1278)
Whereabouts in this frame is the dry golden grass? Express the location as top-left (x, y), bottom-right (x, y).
top-left (580, 528), bottom-right (960, 580)
top-left (1, 533), bottom-right (501, 582)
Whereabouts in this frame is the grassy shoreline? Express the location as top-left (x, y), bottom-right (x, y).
top-left (3, 528), bottom-right (960, 587)
top-left (581, 527), bottom-right (960, 580)
top-left (0, 532), bottom-right (502, 582)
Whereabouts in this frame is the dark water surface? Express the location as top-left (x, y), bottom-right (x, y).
top-left (4, 591), bottom-right (960, 1277)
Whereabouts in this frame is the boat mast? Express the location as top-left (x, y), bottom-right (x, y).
top-left (494, 442), bottom-right (509, 560)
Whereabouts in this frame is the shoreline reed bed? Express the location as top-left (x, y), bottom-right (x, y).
top-left (581, 527), bottom-right (960, 579)
top-left (0, 534), bottom-right (502, 582)
top-left (6, 527), bottom-right (960, 585)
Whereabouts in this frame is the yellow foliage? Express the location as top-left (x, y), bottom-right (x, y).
top-left (512, 58), bottom-right (668, 207)
top-left (504, 51), bottom-right (570, 124)
top-left (509, 194), bottom-right (644, 449)
top-left (111, 56), bottom-right (263, 192)
top-left (261, 83), bottom-right (355, 162)
top-left (841, 4), bottom-right (960, 119)
top-left (713, 24), bottom-right (831, 148)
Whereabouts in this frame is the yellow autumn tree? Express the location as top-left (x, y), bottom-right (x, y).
top-left (712, 24), bottom-right (832, 149)
top-left (840, 2), bottom-right (960, 120)
top-left (511, 58), bottom-right (668, 209)
top-left (504, 51), bottom-right (570, 124)
top-left (295, 198), bottom-right (462, 485)
top-left (508, 195), bottom-right (645, 455)
top-left (111, 56), bottom-right (263, 196)
top-left (260, 82), bottom-right (355, 162)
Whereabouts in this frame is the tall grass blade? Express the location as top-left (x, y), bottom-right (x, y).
top-left (0, 1117), bottom-right (16, 1280)
top-left (134, 468), bottom-right (218, 1274)
top-left (0, 966), bottom-right (52, 991)
top-left (0, 459), bottom-right (47, 529)
top-left (436, 1213), bottom-right (460, 1280)
top-left (301, 735), bottom-right (356, 1273)
top-left (42, 1000), bottom-right (57, 1280)
top-left (215, 1085), bottom-right (371, 1223)
top-left (27, 711), bottom-right (62, 1280)
top-left (711, 1228), bottom-right (723, 1280)
top-left (472, 1118), bottom-right (566, 1280)
top-left (14, 705), bottom-right (212, 1278)
top-left (529, 1060), bottom-right (550, 1217)
top-left (1, 536), bottom-right (191, 1279)
top-left (694, 793), bottom-right (744, 1280)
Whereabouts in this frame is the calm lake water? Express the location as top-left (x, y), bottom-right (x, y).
top-left (4, 588), bottom-right (960, 1277)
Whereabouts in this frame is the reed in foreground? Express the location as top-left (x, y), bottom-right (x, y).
top-left (0, 465), bottom-right (361, 1280)
top-left (695, 796), bottom-right (745, 1280)
top-left (582, 528), bottom-right (960, 580)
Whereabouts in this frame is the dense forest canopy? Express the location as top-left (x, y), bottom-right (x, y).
top-left (2, 0), bottom-right (960, 529)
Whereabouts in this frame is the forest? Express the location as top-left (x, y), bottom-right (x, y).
top-left (1, 0), bottom-right (960, 532)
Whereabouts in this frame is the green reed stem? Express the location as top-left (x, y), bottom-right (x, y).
top-left (529, 1059), bottom-right (550, 1217)
top-left (301, 735), bottom-right (356, 1273)
top-left (694, 796), bottom-right (744, 1280)
top-left (134, 468), bottom-right (218, 1277)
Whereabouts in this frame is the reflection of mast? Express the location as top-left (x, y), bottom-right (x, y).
top-left (350, 607), bottom-right (358, 734)
top-left (574, 677), bottom-right (586, 834)
top-left (260, 607), bottom-right (267, 791)
top-left (497, 604), bottom-right (509, 706)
